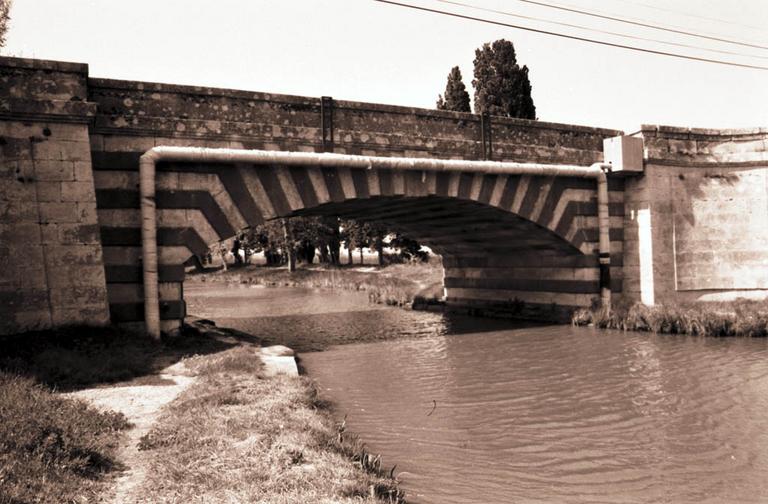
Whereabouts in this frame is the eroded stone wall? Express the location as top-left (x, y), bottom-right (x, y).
top-left (0, 58), bottom-right (109, 334)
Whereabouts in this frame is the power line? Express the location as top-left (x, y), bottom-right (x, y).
top-left (437, 0), bottom-right (768, 61)
top-left (612, 0), bottom-right (768, 34)
top-left (372, 0), bottom-right (768, 71)
top-left (509, 0), bottom-right (768, 51)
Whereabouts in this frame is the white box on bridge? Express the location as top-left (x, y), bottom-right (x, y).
top-left (603, 135), bottom-right (644, 174)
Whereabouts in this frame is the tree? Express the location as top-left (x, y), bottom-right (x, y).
top-left (340, 219), bottom-right (365, 265)
top-left (436, 66), bottom-right (471, 113)
top-left (472, 39), bottom-right (536, 120)
top-left (366, 222), bottom-right (388, 266)
top-left (0, 1), bottom-right (11, 49)
top-left (390, 233), bottom-right (429, 263)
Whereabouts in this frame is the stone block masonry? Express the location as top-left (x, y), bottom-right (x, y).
top-left (0, 58), bottom-right (109, 334)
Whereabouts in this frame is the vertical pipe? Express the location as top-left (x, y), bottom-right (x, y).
top-left (139, 152), bottom-right (161, 340)
top-left (596, 167), bottom-right (612, 310)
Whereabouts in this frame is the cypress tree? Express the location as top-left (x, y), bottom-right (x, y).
top-left (0, 0), bottom-right (12, 48)
top-left (472, 39), bottom-right (536, 120)
top-left (436, 66), bottom-right (471, 113)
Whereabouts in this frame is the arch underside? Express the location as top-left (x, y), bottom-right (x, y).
top-left (291, 196), bottom-right (582, 257)
top-left (93, 160), bottom-right (624, 329)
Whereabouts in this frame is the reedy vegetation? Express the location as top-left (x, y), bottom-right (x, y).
top-left (573, 298), bottom-right (768, 337)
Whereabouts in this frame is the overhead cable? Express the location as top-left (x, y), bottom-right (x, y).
top-left (437, 0), bottom-right (768, 60)
top-left (509, 0), bottom-right (768, 51)
top-left (612, 0), bottom-right (768, 34)
top-left (372, 0), bottom-right (768, 71)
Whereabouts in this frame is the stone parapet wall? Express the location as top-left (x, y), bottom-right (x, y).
top-left (87, 77), bottom-right (619, 163)
top-left (642, 125), bottom-right (768, 165)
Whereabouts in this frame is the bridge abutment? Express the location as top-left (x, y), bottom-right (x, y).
top-left (622, 126), bottom-right (768, 306)
top-left (0, 58), bottom-right (110, 334)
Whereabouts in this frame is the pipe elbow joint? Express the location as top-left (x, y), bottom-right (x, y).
top-left (140, 147), bottom-right (163, 164)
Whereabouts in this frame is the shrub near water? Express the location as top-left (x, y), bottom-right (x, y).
top-left (0, 373), bottom-right (130, 504)
top-left (573, 299), bottom-right (768, 337)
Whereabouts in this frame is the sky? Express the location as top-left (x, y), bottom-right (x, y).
top-left (4, 0), bottom-right (768, 132)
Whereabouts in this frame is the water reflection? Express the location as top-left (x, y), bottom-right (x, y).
top-left (187, 283), bottom-right (768, 504)
top-left (186, 283), bottom-right (540, 351)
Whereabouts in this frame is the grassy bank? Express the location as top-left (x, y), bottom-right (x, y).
top-left (0, 324), bottom-right (221, 503)
top-left (0, 372), bottom-right (130, 503)
top-left (189, 260), bottom-right (444, 308)
top-left (136, 345), bottom-right (404, 503)
top-left (573, 299), bottom-right (768, 337)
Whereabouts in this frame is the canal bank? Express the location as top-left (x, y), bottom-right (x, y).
top-left (125, 323), bottom-right (404, 504)
top-left (0, 320), bottom-right (404, 503)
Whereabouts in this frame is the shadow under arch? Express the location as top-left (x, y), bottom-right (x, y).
top-left (289, 195), bottom-right (585, 258)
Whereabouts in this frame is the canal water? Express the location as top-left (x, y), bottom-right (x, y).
top-left (186, 283), bottom-right (768, 504)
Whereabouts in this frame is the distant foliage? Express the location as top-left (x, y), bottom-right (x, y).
top-left (0, 1), bottom-right (11, 48)
top-left (211, 217), bottom-right (428, 269)
top-left (436, 66), bottom-right (471, 113)
top-left (472, 39), bottom-right (536, 119)
top-left (389, 232), bottom-right (429, 263)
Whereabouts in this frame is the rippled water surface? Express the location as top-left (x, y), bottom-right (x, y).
top-left (187, 283), bottom-right (768, 504)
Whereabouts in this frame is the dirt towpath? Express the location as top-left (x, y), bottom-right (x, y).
top-left (65, 362), bottom-right (196, 504)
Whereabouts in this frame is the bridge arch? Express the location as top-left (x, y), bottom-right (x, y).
top-left (95, 154), bottom-right (624, 332)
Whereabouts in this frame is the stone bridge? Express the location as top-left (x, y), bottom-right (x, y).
top-left (2, 56), bottom-right (767, 335)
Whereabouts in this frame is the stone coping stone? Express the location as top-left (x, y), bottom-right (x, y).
top-left (0, 55), bottom-right (88, 74)
top-left (641, 124), bottom-right (768, 139)
top-left (260, 353), bottom-right (299, 377)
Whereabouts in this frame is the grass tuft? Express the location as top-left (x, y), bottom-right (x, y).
top-left (0, 322), bottom-right (251, 503)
